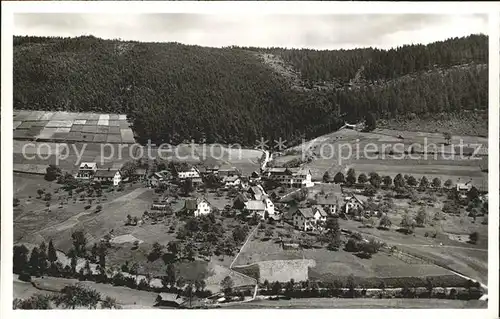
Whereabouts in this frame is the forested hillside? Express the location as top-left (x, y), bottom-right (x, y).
top-left (13, 34), bottom-right (488, 146)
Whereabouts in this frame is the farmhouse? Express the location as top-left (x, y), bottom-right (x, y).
top-left (156, 293), bottom-right (186, 308)
top-left (292, 208), bottom-right (316, 231)
top-left (344, 194), bottom-right (364, 214)
top-left (184, 197), bottom-right (212, 217)
top-left (218, 165), bottom-right (240, 177)
top-left (222, 175), bottom-right (241, 188)
top-left (264, 167), bottom-right (313, 188)
top-left (316, 194), bottom-right (342, 215)
top-left (311, 205), bottom-right (328, 223)
top-left (250, 171), bottom-right (261, 182)
top-left (76, 162), bottom-right (98, 180)
top-left (244, 197), bottom-right (275, 219)
top-left (178, 167), bottom-right (201, 179)
top-left (131, 167), bottom-right (148, 181)
top-left (244, 200), bottom-right (266, 216)
top-left (94, 168), bottom-right (122, 186)
top-left (292, 205), bottom-right (328, 231)
top-left (149, 170), bottom-right (171, 187)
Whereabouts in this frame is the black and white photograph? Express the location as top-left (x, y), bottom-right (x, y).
top-left (1, 2), bottom-right (499, 316)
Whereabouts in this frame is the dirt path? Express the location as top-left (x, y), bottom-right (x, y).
top-left (230, 223), bottom-right (260, 268)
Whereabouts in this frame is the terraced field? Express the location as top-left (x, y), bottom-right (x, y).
top-left (13, 110), bottom-right (135, 144)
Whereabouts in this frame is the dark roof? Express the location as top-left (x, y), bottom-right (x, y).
top-left (184, 197), bottom-right (208, 210)
top-left (158, 293), bottom-right (186, 305)
top-left (294, 207), bottom-right (315, 219)
top-left (94, 169), bottom-right (119, 178)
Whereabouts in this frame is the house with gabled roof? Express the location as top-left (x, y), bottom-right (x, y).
top-left (184, 197), bottom-right (212, 217)
top-left (76, 162), bottom-right (97, 180)
top-left (156, 293), bottom-right (186, 308)
top-left (94, 168), bottom-right (122, 186)
top-left (222, 175), bottom-right (241, 188)
top-left (264, 166), bottom-right (313, 188)
top-left (218, 165), bottom-right (240, 177)
top-left (292, 207), bottom-right (316, 231)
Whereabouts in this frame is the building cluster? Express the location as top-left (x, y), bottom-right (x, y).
top-left (75, 162), bottom-right (124, 186)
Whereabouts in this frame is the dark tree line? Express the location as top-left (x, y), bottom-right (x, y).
top-left (14, 34), bottom-right (487, 146)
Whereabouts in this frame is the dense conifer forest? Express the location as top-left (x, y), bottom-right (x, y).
top-left (13, 34), bottom-right (487, 146)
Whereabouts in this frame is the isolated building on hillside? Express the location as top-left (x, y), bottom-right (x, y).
top-left (264, 167), bottom-right (313, 188)
top-left (184, 197), bottom-right (212, 217)
top-left (76, 162), bottom-right (98, 180)
top-left (94, 168), bottom-right (122, 186)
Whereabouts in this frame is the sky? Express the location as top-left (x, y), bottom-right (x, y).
top-left (14, 13), bottom-right (488, 50)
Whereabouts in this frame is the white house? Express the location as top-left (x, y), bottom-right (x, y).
top-left (184, 197), bottom-right (212, 217)
top-left (94, 169), bottom-right (122, 186)
top-left (76, 162), bottom-right (97, 180)
top-left (312, 205), bottom-right (328, 224)
top-left (265, 167), bottom-right (313, 188)
top-left (178, 167), bottom-right (200, 179)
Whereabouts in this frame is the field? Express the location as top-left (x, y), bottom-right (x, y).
top-left (13, 110), bottom-right (134, 144)
top-left (225, 298), bottom-right (487, 309)
top-left (232, 232), bottom-right (454, 284)
top-left (282, 128), bottom-right (487, 190)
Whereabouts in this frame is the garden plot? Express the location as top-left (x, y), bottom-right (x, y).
top-left (51, 112), bottom-right (79, 121)
top-left (74, 119), bottom-right (87, 125)
top-left (81, 125), bottom-right (98, 133)
top-left (13, 121), bottom-right (22, 129)
top-left (120, 129), bottom-right (135, 143)
top-left (86, 120), bottom-right (98, 125)
top-left (109, 120), bottom-right (119, 127)
top-left (36, 127), bottom-right (58, 139)
top-left (13, 130), bottom-right (31, 139)
top-left (46, 120), bottom-right (73, 128)
top-left (257, 259), bottom-right (316, 283)
top-left (97, 126), bottom-right (109, 134)
top-left (17, 121), bottom-right (35, 129)
top-left (108, 127), bottom-right (121, 135)
top-left (13, 110), bottom-right (34, 121)
top-left (106, 134), bottom-right (122, 143)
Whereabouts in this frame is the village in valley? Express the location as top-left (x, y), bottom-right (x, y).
top-left (10, 13), bottom-right (490, 310)
top-left (12, 110), bottom-right (489, 309)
